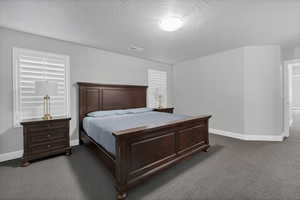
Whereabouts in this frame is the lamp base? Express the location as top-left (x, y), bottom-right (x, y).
top-left (42, 114), bottom-right (53, 120)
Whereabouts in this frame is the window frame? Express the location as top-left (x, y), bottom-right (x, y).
top-left (12, 47), bottom-right (71, 127)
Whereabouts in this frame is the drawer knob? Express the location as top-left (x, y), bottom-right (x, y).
top-left (47, 134), bottom-right (51, 137)
top-left (48, 145), bottom-right (51, 148)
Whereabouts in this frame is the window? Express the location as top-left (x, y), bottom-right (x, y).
top-left (13, 48), bottom-right (70, 126)
top-left (147, 69), bottom-right (167, 108)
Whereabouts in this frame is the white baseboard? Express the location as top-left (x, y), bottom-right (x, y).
top-left (0, 150), bottom-right (23, 163)
top-left (209, 128), bottom-right (284, 142)
top-left (283, 130), bottom-right (290, 138)
top-left (70, 139), bottom-right (79, 146)
top-left (0, 139), bottom-right (79, 163)
top-left (209, 128), bottom-right (245, 140)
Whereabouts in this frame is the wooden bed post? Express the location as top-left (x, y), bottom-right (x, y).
top-left (115, 136), bottom-right (129, 200)
top-left (78, 85), bottom-right (85, 146)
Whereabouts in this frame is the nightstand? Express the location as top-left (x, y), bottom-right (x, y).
top-left (20, 117), bottom-right (71, 167)
top-left (153, 107), bottom-right (174, 113)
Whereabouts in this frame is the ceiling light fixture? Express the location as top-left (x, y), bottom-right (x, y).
top-left (159, 16), bottom-right (184, 32)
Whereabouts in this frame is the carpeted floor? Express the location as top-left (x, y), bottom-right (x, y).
top-left (1, 129), bottom-right (300, 200)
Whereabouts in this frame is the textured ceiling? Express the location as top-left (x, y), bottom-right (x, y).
top-left (0, 0), bottom-right (300, 64)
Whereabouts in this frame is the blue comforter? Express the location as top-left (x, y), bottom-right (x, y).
top-left (83, 111), bottom-right (189, 155)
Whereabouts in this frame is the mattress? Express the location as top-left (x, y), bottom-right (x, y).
top-left (83, 111), bottom-right (189, 155)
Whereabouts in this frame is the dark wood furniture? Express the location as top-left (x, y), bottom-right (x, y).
top-left (21, 117), bottom-right (71, 167)
top-left (78, 82), bottom-right (211, 200)
top-left (153, 107), bottom-right (174, 113)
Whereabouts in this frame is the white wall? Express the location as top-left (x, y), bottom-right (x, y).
top-left (292, 66), bottom-right (300, 108)
top-left (282, 47), bottom-right (300, 60)
top-left (292, 80), bottom-right (300, 108)
top-left (295, 48), bottom-right (300, 58)
top-left (174, 45), bottom-right (283, 137)
top-left (0, 27), bottom-right (172, 155)
top-left (291, 65), bottom-right (300, 125)
top-left (243, 46), bottom-right (282, 135)
top-left (173, 48), bottom-right (245, 133)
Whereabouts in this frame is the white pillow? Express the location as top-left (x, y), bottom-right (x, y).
top-left (126, 107), bottom-right (153, 114)
top-left (87, 109), bottom-right (129, 117)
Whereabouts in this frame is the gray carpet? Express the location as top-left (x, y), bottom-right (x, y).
top-left (1, 131), bottom-right (300, 200)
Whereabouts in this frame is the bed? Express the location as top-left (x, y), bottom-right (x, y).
top-left (78, 82), bottom-right (211, 200)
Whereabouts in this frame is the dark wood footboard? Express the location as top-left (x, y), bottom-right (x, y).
top-left (113, 115), bottom-right (211, 199)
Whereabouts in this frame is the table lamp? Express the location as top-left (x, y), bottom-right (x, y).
top-left (154, 88), bottom-right (163, 108)
top-left (35, 80), bottom-right (58, 120)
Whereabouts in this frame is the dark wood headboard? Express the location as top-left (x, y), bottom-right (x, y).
top-left (78, 82), bottom-right (147, 128)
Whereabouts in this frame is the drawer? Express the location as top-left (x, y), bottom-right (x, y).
top-left (29, 129), bottom-right (68, 144)
top-left (49, 121), bottom-right (68, 129)
top-left (50, 140), bottom-right (69, 151)
top-left (26, 124), bottom-right (50, 133)
top-left (29, 139), bottom-right (68, 154)
top-left (30, 133), bottom-right (52, 144)
top-left (24, 120), bottom-right (69, 132)
top-left (29, 141), bottom-right (53, 154)
top-left (49, 129), bottom-right (68, 140)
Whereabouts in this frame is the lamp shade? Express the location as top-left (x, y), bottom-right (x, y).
top-left (35, 81), bottom-right (58, 96)
top-left (154, 88), bottom-right (162, 96)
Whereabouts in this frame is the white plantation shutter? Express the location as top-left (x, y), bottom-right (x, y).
top-left (13, 48), bottom-right (70, 126)
top-left (147, 69), bottom-right (167, 108)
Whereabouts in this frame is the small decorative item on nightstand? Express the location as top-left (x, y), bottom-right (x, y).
top-left (153, 107), bottom-right (174, 113)
top-left (154, 88), bottom-right (164, 108)
top-left (20, 117), bottom-right (71, 167)
top-left (35, 80), bottom-right (58, 120)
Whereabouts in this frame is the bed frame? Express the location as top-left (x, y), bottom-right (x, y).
top-left (78, 82), bottom-right (211, 200)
